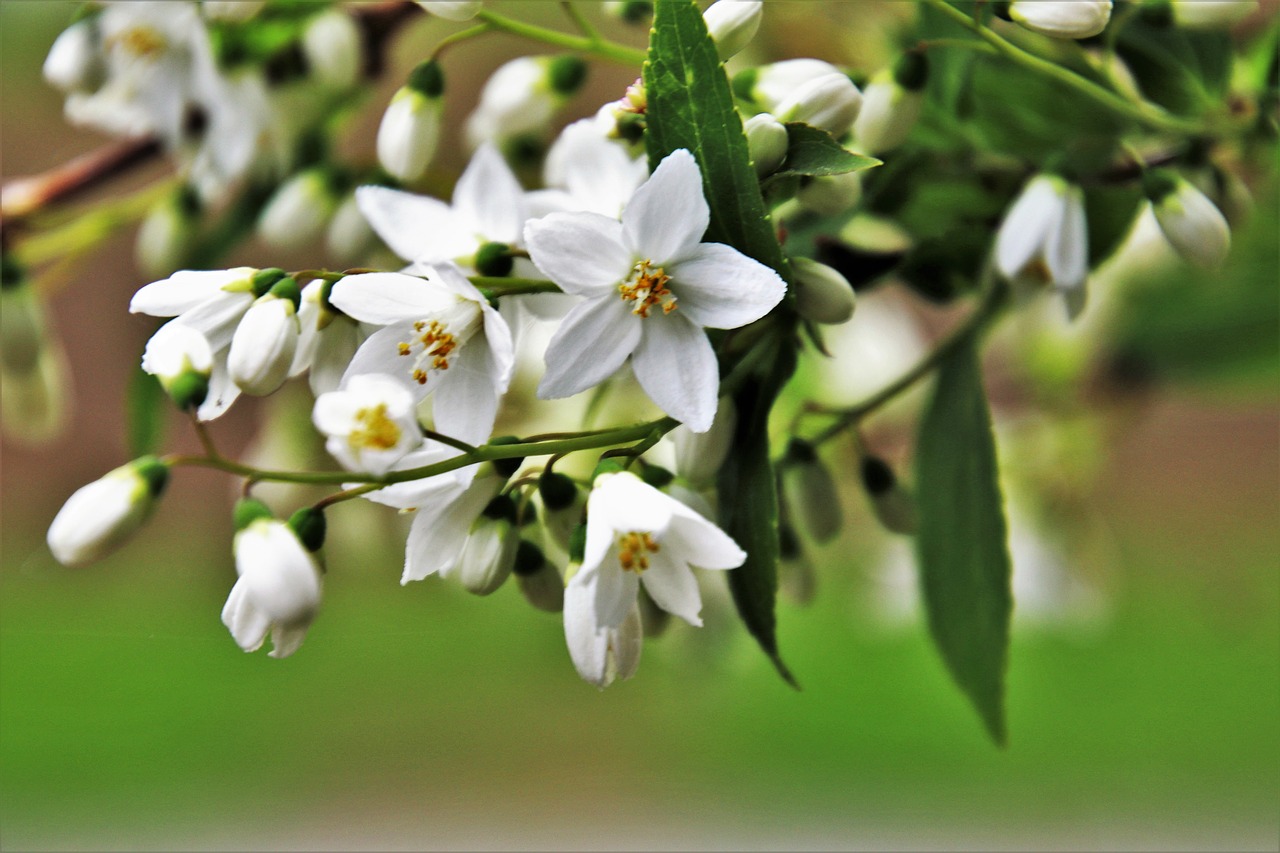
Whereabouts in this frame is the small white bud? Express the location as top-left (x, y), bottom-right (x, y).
top-left (302, 9), bottom-right (364, 90)
top-left (1171, 0), bottom-right (1256, 28)
top-left (325, 192), bottom-right (378, 266)
top-left (377, 89), bottom-right (442, 182)
top-left (258, 169), bottom-right (341, 251)
top-left (793, 257), bottom-right (856, 325)
top-left (704, 0), bottom-right (762, 61)
top-left (797, 170), bottom-right (863, 216)
top-left (416, 1), bottom-right (483, 20)
top-left (1009, 0), bottom-right (1113, 39)
top-left (43, 19), bottom-right (104, 94)
top-left (228, 284), bottom-right (301, 397)
top-left (135, 189), bottom-right (201, 278)
top-left (141, 322), bottom-right (214, 411)
top-left (515, 540), bottom-right (564, 613)
top-left (223, 516), bottom-right (323, 659)
top-left (775, 72), bottom-right (862, 138)
top-left (455, 498), bottom-right (519, 596)
top-left (995, 173), bottom-right (1089, 292)
top-left (852, 72), bottom-right (923, 155)
top-left (1146, 172), bottom-right (1231, 269)
top-left (47, 457), bottom-right (169, 567)
top-left (781, 440), bottom-right (843, 544)
top-left (744, 112), bottom-right (788, 177)
top-left (670, 396), bottom-right (737, 487)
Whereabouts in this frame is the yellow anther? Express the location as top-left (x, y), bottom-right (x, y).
top-left (619, 260), bottom-right (678, 318)
top-left (111, 26), bottom-right (167, 59)
top-left (348, 403), bottom-right (402, 452)
top-left (617, 531), bottom-right (660, 573)
top-left (397, 342), bottom-right (411, 356)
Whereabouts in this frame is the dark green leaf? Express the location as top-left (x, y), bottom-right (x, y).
top-left (771, 123), bottom-right (880, 180)
top-left (126, 365), bottom-right (167, 459)
top-left (915, 338), bottom-right (1012, 745)
top-left (643, 0), bottom-right (786, 272)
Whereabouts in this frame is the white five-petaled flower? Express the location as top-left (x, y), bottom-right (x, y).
top-left (357, 143), bottom-right (527, 273)
top-left (995, 173), bottom-right (1089, 315)
top-left (328, 264), bottom-right (514, 446)
top-left (524, 149), bottom-right (786, 433)
top-left (313, 373), bottom-right (423, 475)
top-left (564, 579), bottom-right (643, 688)
top-left (569, 471), bottom-right (746, 632)
top-left (222, 517), bottom-right (323, 659)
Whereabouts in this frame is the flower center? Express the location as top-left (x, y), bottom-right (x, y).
top-left (617, 531), bottom-right (660, 573)
top-left (394, 302), bottom-right (482, 386)
top-left (349, 403), bottom-right (402, 452)
top-left (619, 260), bottom-right (677, 318)
top-left (111, 26), bottom-right (168, 59)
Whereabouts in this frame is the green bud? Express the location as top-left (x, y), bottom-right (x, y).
top-left (1142, 168), bottom-right (1179, 203)
top-left (288, 507), bottom-right (327, 552)
top-left (482, 493), bottom-right (518, 523)
top-left (488, 435), bottom-right (524, 478)
top-left (513, 539), bottom-right (546, 577)
top-left (406, 59), bottom-right (445, 98)
top-left (639, 463), bottom-right (674, 489)
top-left (133, 456), bottom-right (170, 498)
top-left (0, 255), bottom-right (26, 292)
top-left (268, 275), bottom-right (302, 309)
top-left (538, 471), bottom-right (578, 510)
top-left (474, 242), bottom-right (514, 277)
top-left (233, 497), bottom-right (273, 531)
top-left (167, 370), bottom-right (210, 412)
top-left (548, 55), bottom-right (587, 96)
top-left (250, 267), bottom-right (288, 298)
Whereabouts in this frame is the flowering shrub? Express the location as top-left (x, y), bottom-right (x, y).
top-left (4, 0), bottom-right (1275, 745)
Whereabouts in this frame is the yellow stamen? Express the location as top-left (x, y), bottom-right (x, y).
top-left (617, 531), bottom-right (660, 573)
top-left (619, 260), bottom-right (678, 318)
top-left (349, 403), bottom-right (402, 452)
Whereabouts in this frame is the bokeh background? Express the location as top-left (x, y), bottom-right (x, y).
top-left (2, 2), bottom-right (1277, 850)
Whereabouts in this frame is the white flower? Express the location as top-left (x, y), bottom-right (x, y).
top-left (357, 144), bottom-right (527, 272)
top-left (564, 579), bottom-right (643, 688)
top-left (748, 59), bottom-right (862, 137)
top-left (257, 169), bottom-right (340, 252)
top-left (995, 173), bottom-right (1089, 302)
top-left (227, 290), bottom-right (301, 397)
top-left (1171, 0), bottom-right (1256, 28)
top-left (1145, 171), bottom-right (1231, 269)
top-left (328, 265), bottom-right (514, 445)
top-left (290, 279), bottom-right (366, 396)
top-left (43, 18), bottom-right (104, 93)
top-left (743, 113), bottom-right (789, 177)
top-left (313, 373), bottom-right (423, 475)
top-left (453, 494), bottom-right (520, 595)
top-left (703, 0), bottom-right (762, 61)
top-left (528, 118), bottom-right (648, 219)
top-left (222, 515), bottom-right (323, 659)
top-left (377, 89), bottom-right (443, 183)
top-left (792, 257), bottom-right (857, 324)
top-left (141, 321), bottom-right (213, 410)
top-left (463, 56), bottom-right (585, 150)
top-left (301, 8), bottom-right (363, 90)
top-left (569, 471), bottom-right (746, 631)
top-left (525, 149), bottom-right (786, 432)
top-left (1008, 1), bottom-right (1113, 40)
top-left (47, 457), bottom-right (169, 567)
top-left (416, 1), bottom-right (483, 20)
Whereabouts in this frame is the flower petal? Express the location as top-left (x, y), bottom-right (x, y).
top-left (563, 576), bottom-right (610, 685)
top-left (590, 553), bottom-right (640, 629)
top-left (995, 176), bottom-right (1063, 281)
top-left (668, 243), bottom-right (786, 329)
top-left (664, 510), bottom-right (747, 570)
top-left (537, 297), bottom-right (640, 400)
top-left (621, 149), bottom-right (708, 264)
top-left (1045, 185), bottom-right (1088, 290)
top-left (432, 342), bottom-right (500, 446)
top-left (177, 291), bottom-right (254, 350)
top-left (355, 185), bottom-right (472, 264)
top-left (639, 549), bottom-right (704, 626)
top-left (524, 212), bottom-right (633, 297)
top-left (401, 475), bottom-right (499, 583)
top-left (452, 143), bottom-right (527, 244)
top-left (632, 315), bottom-right (719, 433)
top-left (329, 272), bottom-right (455, 326)
top-left (196, 355), bottom-right (242, 422)
top-left (129, 268), bottom-right (253, 317)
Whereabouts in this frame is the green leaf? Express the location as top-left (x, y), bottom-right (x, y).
top-left (716, 341), bottom-right (798, 688)
top-left (772, 123), bottom-right (880, 180)
top-left (643, 0), bottom-right (786, 272)
top-left (915, 337), bottom-right (1012, 745)
top-left (1084, 184), bottom-right (1143, 267)
top-left (125, 365), bottom-right (167, 459)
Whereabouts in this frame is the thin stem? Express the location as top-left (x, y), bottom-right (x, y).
top-left (469, 276), bottom-right (562, 296)
top-left (430, 22), bottom-right (494, 60)
top-left (422, 429), bottom-right (479, 455)
top-left (190, 414), bottom-right (221, 461)
top-left (561, 2), bottom-right (601, 41)
top-left (475, 9), bottom-right (646, 65)
top-left (808, 277), bottom-right (1008, 446)
top-left (919, 0), bottom-right (1231, 136)
top-left (1, 137), bottom-right (163, 225)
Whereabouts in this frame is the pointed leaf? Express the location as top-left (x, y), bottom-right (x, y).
top-left (772, 122), bottom-right (880, 180)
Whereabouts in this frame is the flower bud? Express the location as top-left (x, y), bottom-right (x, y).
top-left (792, 257), bottom-right (856, 325)
top-left (515, 540), bottom-right (564, 612)
top-left (202, 1), bottom-right (265, 21)
top-left (455, 494), bottom-right (520, 595)
top-left (860, 455), bottom-right (917, 535)
top-left (47, 456), bottom-right (169, 567)
top-left (704, 0), bottom-right (762, 61)
top-left (780, 439), bottom-right (843, 543)
top-left (416, 1), bottom-right (483, 20)
top-left (1008, 0), bottom-right (1113, 39)
top-left (1144, 169), bottom-right (1231, 268)
top-left (0, 263), bottom-right (70, 443)
top-left (223, 512), bottom-right (323, 658)
top-left (465, 56), bottom-right (583, 150)
top-left (797, 171), bottom-right (863, 216)
top-left (852, 54), bottom-right (927, 154)
top-left (1171, 0), bottom-right (1256, 28)
top-left (778, 521), bottom-right (817, 605)
top-left (325, 192), bottom-right (378, 265)
top-left (377, 61), bottom-right (445, 182)
top-left (227, 282), bottom-right (301, 396)
top-left (257, 169), bottom-right (341, 251)
top-left (604, 1), bottom-right (654, 24)
top-left (670, 396), bottom-right (736, 487)
top-left (135, 186), bottom-right (202, 278)
top-left (540, 471), bottom-right (585, 551)
top-left (775, 71), bottom-right (862, 138)
top-left (141, 322), bottom-right (213, 411)
top-left (744, 112), bottom-right (788, 177)
top-left (302, 8), bottom-right (364, 90)
top-left (43, 18), bottom-right (104, 93)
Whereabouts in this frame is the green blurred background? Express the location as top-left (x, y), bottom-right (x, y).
top-left (2, 2), bottom-right (1278, 850)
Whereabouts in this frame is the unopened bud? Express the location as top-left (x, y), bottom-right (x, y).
top-left (288, 507), bottom-right (327, 553)
top-left (514, 540), bottom-right (563, 612)
top-left (860, 456), bottom-right (917, 535)
top-left (670, 396), bottom-right (736, 487)
top-left (797, 170), bottom-right (863, 216)
top-left (704, 0), bottom-right (762, 61)
top-left (853, 64), bottom-right (924, 154)
top-left (792, 257), bottom-right (856, 325)
top-left (378, 63), bottom-right (445, 182)
top-left (43, 18), bottom-right (104, 94)
top-left (604, 1), bottom-right (654, 24)
top-left (744, 112), bottom-right (788, 177)
top-left (1144, 170), bottom-right (1231, 268)
top-left (258, 169), bottom-right (342, 251)
top-left (141, 322), bottom-right (213, 411)
top-left (227, 288), bottom-right (301, 396)
top-left (136, 187), bottom-right (202, 278)
top-left (781, 439), bottom-right (843, 543)
top-left (775, 71), bottom-right (862, 138)
top-left (455, 495), bottom-right (519, 595)
top-left (47, 456), bottom-right (169, 567)
top-left (1008, 0), bottom-right (1113, 39)
top-left (302, 8), bottom-right (364, 90)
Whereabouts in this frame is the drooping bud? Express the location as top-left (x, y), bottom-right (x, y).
top-left (1143, 169), bottom-right (1231, 268)
top-left (514, 539), bottom-right (564, 612)
top-left (325, 192), bottom-right (379, 265)
top-left (47, 456), bottom-right (170, 567)
top-left (860, 455), bottom-right (917, 535)
top-left (792, 257), bottom-right (857, 325)
top-left (257, 169), bottom-right (342, 251)
top-left (852, 53), bottom-right (927, 154)
top-left (43, 17), bottom-right (104, 94)
top-left (135, 186), bottom-right (202, 278)
top-left (1008, 0), bottom-right (1113, 39)
top-left (474, 241), bottom-right (515, 277)
top-left (780, 439), bottom-right (843, 544)
top-left (377, 61), bottom-right (445, 182)
top-left (141, 322), bottom-right (213, 411)
top-left (223, 513), bottom-right (323, 658)
top-left (488, 435), bottom-right (525, 479)
top-left (539, 470), bottom-right (585, 551)
top-left (995, 173), bottom-right (1089, 295)
top-left (776, 72), bottom-right (863, 137)
top-left (465, 56), bottom-right (583, 151)
top-left (744, 112), bottom-right (789, 177)
top-left (703, 0), bottom-right (762, 61)
top-left (604, 1), bottom-right (654, 25)
top-left (287, 507), bottom-right (327, 553)
top-left (302, 8), bottom-right (364, 90)
top-left (455, 494), bottom-right (520, 595)
top-left (227, 281), bottom-right (302, 396)
top-left (0, 261), bottom-right (70, 443)
top-left (670, 396), bottom-right (737, 487)
top-left (797, 170), bottom-right (863, 216)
